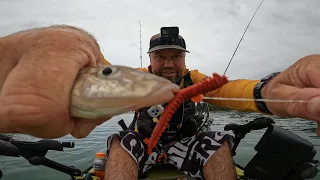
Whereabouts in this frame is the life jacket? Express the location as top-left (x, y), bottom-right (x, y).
top-left (133, 71), bottom-right (198, 144)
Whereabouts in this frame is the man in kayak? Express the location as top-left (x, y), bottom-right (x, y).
top-left (102, 27), bottom-right (320, 180)
top-left (0, 25), bottom-right (320, 179)
top-left (104, 27), bottom-right (246, 180)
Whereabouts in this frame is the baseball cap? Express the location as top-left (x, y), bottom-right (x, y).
top-left (147, 27), bottom-right (190, 53)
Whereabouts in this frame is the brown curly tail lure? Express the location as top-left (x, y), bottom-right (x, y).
top-left (147, 73), bottom-right (229, 154)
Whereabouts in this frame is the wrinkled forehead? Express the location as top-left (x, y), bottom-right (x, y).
top-left (152, 49), bottom-right (185, 56)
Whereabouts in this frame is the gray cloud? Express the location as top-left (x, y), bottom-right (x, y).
top-left (0, 0), bottom-right (319, 79)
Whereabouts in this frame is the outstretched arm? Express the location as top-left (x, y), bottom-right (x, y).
top-left (189, 70), bottom-right (266, 114)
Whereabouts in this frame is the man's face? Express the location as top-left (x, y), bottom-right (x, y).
top-left (149, 48), bottom-right (186, 83)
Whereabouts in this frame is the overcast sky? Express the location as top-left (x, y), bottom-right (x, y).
top-left (0, 0), bottom-right (319, 79)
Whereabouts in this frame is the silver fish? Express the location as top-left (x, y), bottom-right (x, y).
top-left (70, 65), bottom-right (180, 119)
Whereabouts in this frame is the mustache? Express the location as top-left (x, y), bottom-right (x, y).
top-left (160, 67), bottom-right (178, 72)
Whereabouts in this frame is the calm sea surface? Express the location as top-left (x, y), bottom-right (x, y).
top-left (0, 111), bottom-right (320, 180)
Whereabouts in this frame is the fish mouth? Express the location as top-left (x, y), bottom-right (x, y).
top-left (101, 81), bottom-right (179, 113)
top-left (71, 81), bottom-right (179, 118)
top-left (132, 81), bottom-right (180, 109)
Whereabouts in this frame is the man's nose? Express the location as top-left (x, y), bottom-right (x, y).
top-left (164, 59), bottom-right (174, 67)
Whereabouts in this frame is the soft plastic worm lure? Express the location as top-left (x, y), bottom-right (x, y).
top-left (147, 73), bottom-right (229, 154)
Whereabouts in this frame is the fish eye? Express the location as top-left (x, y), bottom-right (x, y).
top-left (102, 67), bottom-right (113, 75)
top-left (98, 66), bottom-right (120, 78)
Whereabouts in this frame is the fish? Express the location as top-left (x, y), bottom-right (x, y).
top-left (69, 65), bottom-right (180, 119)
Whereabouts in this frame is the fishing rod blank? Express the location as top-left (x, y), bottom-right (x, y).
top-left (223, 0), bottom-right (266, 75)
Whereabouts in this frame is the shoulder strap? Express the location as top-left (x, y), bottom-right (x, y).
top-left (183, 71), bottom-right (193, 88)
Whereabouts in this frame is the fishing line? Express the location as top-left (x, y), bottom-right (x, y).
top-left (203, 96), bottom-right (320, 103)
top-left (223, 0), bottom-right (266, 75)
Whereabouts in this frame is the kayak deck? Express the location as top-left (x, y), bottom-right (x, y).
top-left (139, 164), bottom-right (244, 180)
top-left (138, 164), bottom-right (196, 180)
top-left (77, 163), bottom-right (244, 180)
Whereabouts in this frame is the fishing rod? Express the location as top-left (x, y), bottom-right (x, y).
top-left (223, 0), bottom-right (266, 75)
top-left (139, 20), bottom-right (143, 68)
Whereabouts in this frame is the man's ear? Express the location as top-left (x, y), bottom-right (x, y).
top-left (149, 53), bottom-right (152, 63)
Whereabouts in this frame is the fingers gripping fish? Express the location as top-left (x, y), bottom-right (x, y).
top-left (70, 65), bottom-right (180, 119)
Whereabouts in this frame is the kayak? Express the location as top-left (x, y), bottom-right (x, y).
top-left (76, 161), bottom-right (245, 180)
top-left (0, 116), bottom-right (317, 180)
top-left (71, 102), bottom-right (245, 180)
top-left (71, 102), bottom-right (213, 180)
top-left (71, 115), bottom-right (319, 180)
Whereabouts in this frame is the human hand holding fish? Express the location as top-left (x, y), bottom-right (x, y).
top-left (0, 25), bottom-right (179, 139)
top-left (0, 26), bottom-right (114, 139)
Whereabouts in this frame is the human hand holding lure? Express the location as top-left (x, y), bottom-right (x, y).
top-left (259, 55), bottom-right (320, 135)
top-left (147, 73), bottom-right (229, 154)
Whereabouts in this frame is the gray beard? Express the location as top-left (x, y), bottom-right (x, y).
top-left (153, 71), bottom-right (182, 84)
top-left (163, 75), bottom-right (182, 84)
